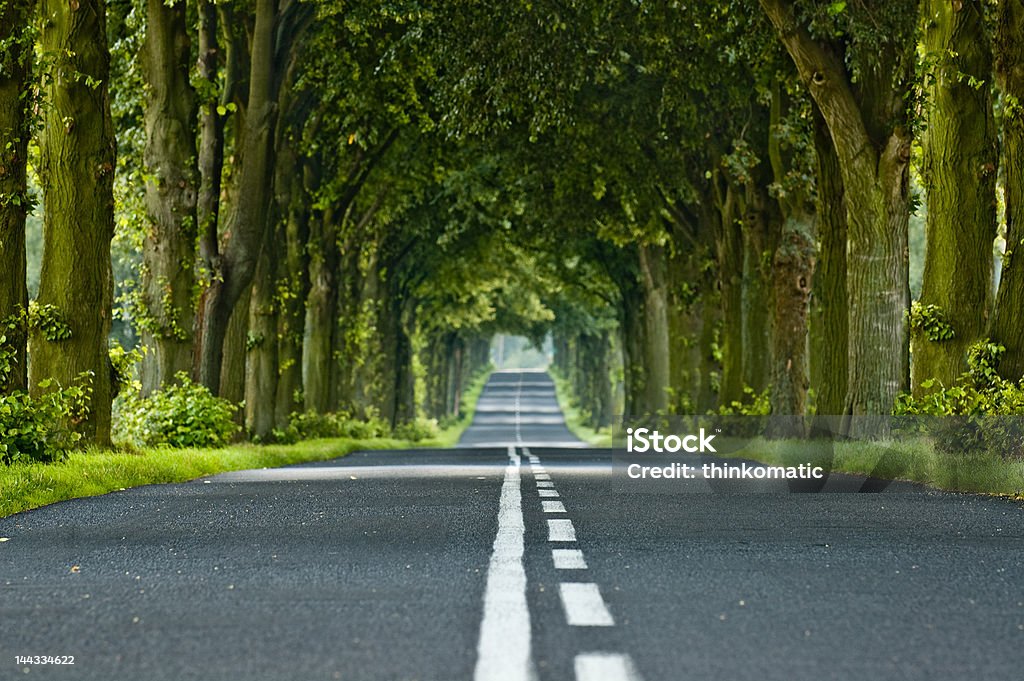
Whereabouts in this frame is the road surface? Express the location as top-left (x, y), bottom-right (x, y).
top-left (1, 369), bottom-right (1022, 680)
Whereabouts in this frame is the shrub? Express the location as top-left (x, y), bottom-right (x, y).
top-left (274, 409), bottom-right (391, 444)
top-left (115, 372), bottom-right (240, 448)
top-left (0, 386), bottom-right (84, 464)
top-left (392, 417), bottom-right (439, 442)
top-left (894, 341), bottom-right (1024, 459)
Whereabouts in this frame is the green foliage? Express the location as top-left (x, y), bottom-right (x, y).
top-left (115, 373), bottom-right (241, 448)
top-left (273, 410), bottom-right (391, 444)
top-left (28, 301), bottom-right (71, 341)
top-left (907, 301), bottom-right (955, 342)
top-left (108, 341), bottom-right (143, 395)
top-left (0, 384), bottom-right (86, 465)
top-left (894, 341), bottom-right (1024, 459)
top-left (392, 417), bottom-right (440, 442)
top-left (717, 386), bottom-right (771, 416)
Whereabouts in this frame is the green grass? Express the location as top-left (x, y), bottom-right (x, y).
top-left (723, 436), bottom-right (1024, 497)
top-left (550, 371), bottom-right (613, 447)
top-left (0, 372), bottom-right (492, 519)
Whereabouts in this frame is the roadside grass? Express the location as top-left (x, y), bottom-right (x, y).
top-left (0, 370), bottom-right (492, 519)
top-left (550, 371), bottom-right (613, 447)
top-left (728, 437), bottom-right (1024, 497)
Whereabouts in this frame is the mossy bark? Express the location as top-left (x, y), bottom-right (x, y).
top-left (760, 0), bottom-right (914, 432)
top-left (638, 243), bottom-right (669, 414)
top-left (244, 233), bottom-right (279, 438)
top-left (0, 0), bottom-right (32, 394)
top-left (915, 0), bottom-right (998, 392)
top-left (140, 0), bottom-right (198, 394)
top-left (303, 209), bottom-right (339, 414)
top-left (273, 160), bottom-right (309, 428)
top-left (715, 183), bottom-right (745, 406)
top-left (991, 0), bottom-right (1024, 380)
top-left (31, 0), bottom-right (117, 444)
top-left (809, 107), bottom-right (848, 416)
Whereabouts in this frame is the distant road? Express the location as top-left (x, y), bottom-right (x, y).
top-left (1, 370), bottom-right (1022, 680)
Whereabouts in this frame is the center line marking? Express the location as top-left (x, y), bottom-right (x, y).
top-left (552, 549), bottom-right (588, 570)
top-left (575, 653), bottom-right (643, 681)
top-left (535, 473), bottom-right (551, 481)
top-left (474, 447), bottom-right (536, 681)
top-left (559, 583), bottom-right (615, 626)
top-left (542, 500), bottom-right (567, 513)
top-left (538, 489), bottom-right (560, 498)
top-left (547, 518), bottom-right (576, 542)
top-left (536, 480), bottom-right (554, 488)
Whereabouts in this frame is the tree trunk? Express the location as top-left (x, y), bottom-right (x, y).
top-left (32, 0), bottom-right (117, 444)
top-left (914, 0), bottom-right (998, 392)
top-left (618, 274), bottom-right (646, 416)
top-left (770, 216), bottom-right (815, 426)
top-left (716, 183), bottom-right (745, 406)
top-left (0, 0), bottom-right (32, 394)
top-left (197, 0), bottom-right (279, 393)
top-left (273, 166), bottom-right (310, 427)
top-left (759, 0), bottom-right (914, 431)
top-left (809, 107), bottom-right (848, 416)
top-left (741, 188), bottom-right (774, 393)
top-left (638, 243), bottom-right (669, 414)
top-left (140, 0), bottom-right (198, 394)
top-left (991, 0), bottom-right (1024, 381)
top-left (245, 236), bottom-right (279, 438)
top-left (303, 209), bottom-right (339, 414)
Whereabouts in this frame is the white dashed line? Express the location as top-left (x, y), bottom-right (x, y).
top-left (542, 500), bottom-right (567, 513)
top-left (559, 583), bottom-right (615, 626)
top-left (535, 473), bottom-right (551, 481)
top-left (536, 480), bottom-right (555, 488)
top-left (547, 518), bottom-right (577, 542)
top-left (539, 489), bottom-right (560, 498)
top-left (552, 549), bottom-right (588, 570)
top-left (574, 653), bottom-right (642, 681)
top-left (474, 447), bottom-right (535, 681)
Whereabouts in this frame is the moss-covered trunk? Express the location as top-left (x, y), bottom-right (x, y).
top-left (761, 0), bottom-right (914, 431)
top-left (196, 0), bottom-right (278, 393)
top-left (809, 108), bottom-right (848, 416)
top-left (0, 0), bottom-right (32, 394)
top-left (140, 0), bottom-right (198, 394)
top-left (244, 231), bottom-right (280, 439)
top-left (303, 210), bottom-right (339, 414)
top-left (741, 188), bottom-right (773, 394)
top-left (770, 217), bottom-right (815, 423)
top-left (32, 0), bottom-right (117, 444)
top-left (991, 0), bottom-right (1024, 381)
top-left (915, 0), bottom-right (998, 392)
top-left (716, 184), bottom-right (745, 406)
top-left (273, 164), bottom-right (309, 428)
top-left (638, 243), bottom-right (669, 414)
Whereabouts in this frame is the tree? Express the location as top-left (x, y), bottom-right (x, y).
top-left (759, 0), bottom-right (918, 431)
top-left (31, 0), bottom-right (118, 444)
top-left (0, 0), bottom-right (33, 394)
top-left (990, 0), bottom-right (1024, 381)
top-left (913, 0), bottom-right (998, 392)
top-left (139, 0), bottom-right (199, 394)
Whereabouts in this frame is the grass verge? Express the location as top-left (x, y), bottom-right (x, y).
top-left (0, 368), bottom-right (494, 519)
top-left (0, 437), bottom-right (425, 519)
top-left (726, 437), bottom-right (1024, 498)
top-left (550, 370), bottom-right (613, 447)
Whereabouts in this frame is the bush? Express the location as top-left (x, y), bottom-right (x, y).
top-left (0, 386), bottom-right (84, 464)
top-left (274, 409), bottom-right (391, 444)
top-left (392, 417), bottom-right (439, 442)
top-left (894, 341), bottom-right (1024, 459)
top-left (115, 372), bottom-right (240, 448)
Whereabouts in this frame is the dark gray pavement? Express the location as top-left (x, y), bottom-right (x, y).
top-left (1, 369), bottom-right (1023, 680)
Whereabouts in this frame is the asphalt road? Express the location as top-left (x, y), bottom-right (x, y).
top-left (1, 369), bottom-right (1023, 680)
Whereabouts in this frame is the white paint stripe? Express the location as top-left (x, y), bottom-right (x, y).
top-left (535, 473), bottom-right (551, 481)
top-left (538, 489), bottom-right (560, 498)
top-left (574, 653), bottom-right (643, 681)
top-left (532, 466), bottom-right (547, 474)
top-left (474, 447), bottom-right (536, 681)
top-left (542, 500), bottom-right (567, 513)
top-left (547, 519), bottom-right (576, 542)
top-left (552, 549), bottom-right (588, 570)
top-left (559, 583), bottom-right (615, 626)
top-left (536, 480), bottom-right (555, 488)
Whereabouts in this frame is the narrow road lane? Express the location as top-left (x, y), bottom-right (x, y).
top-left (1, 370), bottom-right (1023, 680)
